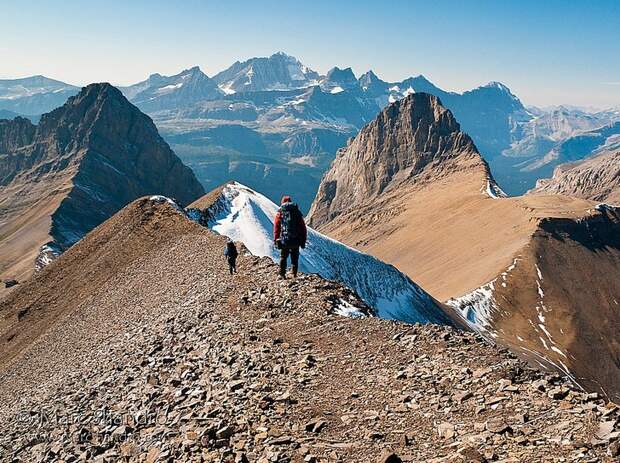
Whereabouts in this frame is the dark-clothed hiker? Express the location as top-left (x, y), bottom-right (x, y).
top-left (224, 240), bottom-right (238, 275)
top-left (273, 195), bottom-right (307, 279)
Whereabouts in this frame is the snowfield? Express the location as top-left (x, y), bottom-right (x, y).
top-left (206, 183), bottom-right (452, 325)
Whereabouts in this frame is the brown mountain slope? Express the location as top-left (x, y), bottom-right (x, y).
top-left (532, 149), bottom-right (620, 204)
top-left (0, 83), bottom-right (204, 283)
top-left (308, 94), bottom-right (620, 401)
top-left (0, 197), bottom-right (617, 461)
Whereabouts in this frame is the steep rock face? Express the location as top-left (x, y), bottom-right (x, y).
top-left (532, 150), bottom-right (620, 204)
top-left (307, 94), bottom-right (620, 401)
top-left (0, 116), bottom-right (35, 156)
top-left (0, 83), bottom-right (204, 281)
top-left (307, 93), bottom-right (493, 227)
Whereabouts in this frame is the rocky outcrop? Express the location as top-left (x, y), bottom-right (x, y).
top-left (532, 149), bottom-right (620, 204)
top-left (0, 197), bottom-right (617, 462)
top-left (320, 66), bottom-right (359, 92)
top-left (308, 93), bottom-right (494, 227)
top-left (0, 83), bottom-right (204, 281)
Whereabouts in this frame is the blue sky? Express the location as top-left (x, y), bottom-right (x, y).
top-left (1, 0), bottom-right (619, 107)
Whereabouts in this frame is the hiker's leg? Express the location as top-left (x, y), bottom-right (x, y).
top-left (279, 248), bottom-right (289, 277)
top-left (291, 247), bottom-right (299, 277)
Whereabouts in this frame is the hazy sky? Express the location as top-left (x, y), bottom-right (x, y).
top-left (1, 0), bottom-right (619, 108)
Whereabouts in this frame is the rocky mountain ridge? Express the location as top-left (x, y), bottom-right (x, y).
top-left (120, 66), bottom-right (223, 112)
top-left (0, 196), bottom-right (617, 462)
top-left (192, 182), bottom-right (457, 326)
top-left (0, 83), bottom-right (204, 281)
top-left (0, 75), bottom-right (80, 115)
top-left (0, 53), bottom-right (539, 209)
top-left (308, 93), bottom-right (620, 403)
top-left (213, 52), bottom-right (321, 93)
top-left (4, 53), bottom-right (619, 207)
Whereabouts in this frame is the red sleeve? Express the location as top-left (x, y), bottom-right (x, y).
top-left (274, 210), bottom-right (281, 240)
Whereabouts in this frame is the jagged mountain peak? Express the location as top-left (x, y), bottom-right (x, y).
top-left (358, 70), bottom-right (386, 90)
top-left (324, 66), bottom-right (357, 82)
top-left (307, 93), bottom-right (491, 226)
top-left (213, 52), bottom-right (319, 93)
top-left (0, 83), bottom-right (204, 280)
top-left (121, 66), bottom-right (221, 111)
top-left (270, 51), bottom-right (298, 60)
top-left (472, 81), bottom-right (521, 103)
top-left (184, 65), bottom-right (202, 73)
top-left (482, 80), bottom-right (512, 92)
top-left (37, 82), bottom-right (124, 131)
top-left (321, 67), bottom-right (358, 93)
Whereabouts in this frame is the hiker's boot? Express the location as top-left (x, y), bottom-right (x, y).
top-left (292, 265), bottom-right (298, 278)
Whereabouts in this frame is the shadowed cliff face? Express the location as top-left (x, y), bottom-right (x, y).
top-left (0, 83), bottom-right (204, 281)
top-left (0, 117), bottom-right (36, 158)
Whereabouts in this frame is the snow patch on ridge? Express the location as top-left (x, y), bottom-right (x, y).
top-left (149, 195), bottom-right (185, 214)
top-left (35, 242), bottom-right (62, 272)
top-left (447, 257), bottom-right (520, 334)
top-left (333, 299), bottom-right (367, 319)
top-left (206, 182), bottom-right (450, 325)
top-left (483, 180), bottom-right (507, 199)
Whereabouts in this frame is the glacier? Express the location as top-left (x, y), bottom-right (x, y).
top-left (205, 182), bottom-right (453, 325)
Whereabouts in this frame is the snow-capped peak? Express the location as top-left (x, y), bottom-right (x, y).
top-left (205, 182), bottom-right (453, 325)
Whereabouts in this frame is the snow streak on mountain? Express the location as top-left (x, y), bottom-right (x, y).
top-left (205, 183), bottom-right (453, 325)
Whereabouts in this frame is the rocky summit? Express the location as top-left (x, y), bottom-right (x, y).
top-left (0, 197), bottom-right (618, 462)
top-left (0, 83), bottom-right (204, 282)
top-left (307, 92), bottom-right (495, 227)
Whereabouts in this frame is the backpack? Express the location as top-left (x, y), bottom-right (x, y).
top-left (279, 202), bottom-right (303, 248)
top-left (225, 241), bottom-right (238, 258)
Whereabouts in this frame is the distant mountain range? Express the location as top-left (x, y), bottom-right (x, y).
top-left (0, 75), bottom-right (79, 115)
top-left (2, 53), bottom-right (619, 207)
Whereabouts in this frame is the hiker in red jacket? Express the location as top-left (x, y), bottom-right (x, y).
top-left (273, 195), bottom-right (307, 279)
